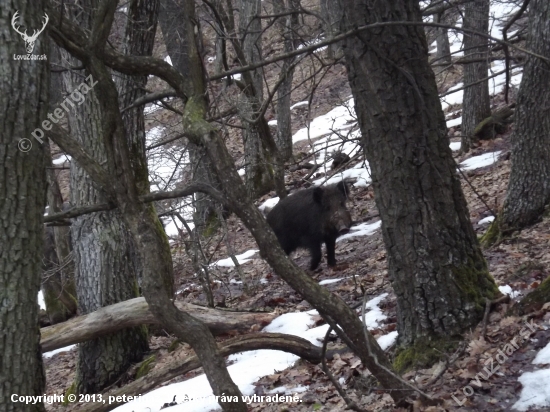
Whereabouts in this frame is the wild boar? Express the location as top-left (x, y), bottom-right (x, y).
top-left (266, 181), bottom-right (352, 270)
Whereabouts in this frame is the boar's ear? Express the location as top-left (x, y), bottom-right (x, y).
top-left (336, 180), bottom-right (350, 199)
top-left (312, 186), bottom-right (324, 204)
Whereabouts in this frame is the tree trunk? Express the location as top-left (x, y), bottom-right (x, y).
top-left (0, 1), bottom-right (48, 410)
top-left (340, 0), bottom-right (499, 349)
top-left (273, 0), bottom-right (300, 163)
top-left (500, 0), bottom-right (550, 231)
top-left (461, 0), bottom-right (491, 153)
top-left (434, 10), bottom-right (452, 65)
top-left (320, 0), bottom-right (344, 60)
top-left (61, 1), bottom-right (148, 394)
top-left (159, 0), bottom-right (225, 233)
top-left (42, 41), bottom-right (77, 325)
top-left (239, 0), bottom-right (276, 198)
top-left (40, 298), bottom-right (277, 352)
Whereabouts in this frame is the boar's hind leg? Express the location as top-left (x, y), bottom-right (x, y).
top-left (308, 242), bottom-right (323, 270)
top-left (325, 237), bottom-right (337, 266)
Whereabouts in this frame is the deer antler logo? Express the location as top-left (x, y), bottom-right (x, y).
top-left (11, 11), bottom-right (49, 54)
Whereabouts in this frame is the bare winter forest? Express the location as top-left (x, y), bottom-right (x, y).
top-left (1, 0), bottom-right (550, 411)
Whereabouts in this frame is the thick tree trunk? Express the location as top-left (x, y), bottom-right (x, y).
top-left (0, 1), bottom-right (48, 410)
top-left (61, 1), bottom-right (148, 394)
top-left (40, 298), bottom-right (277, 352)
top-left (461, 0), bottom-right (491, 153)
top-left (341, 0), bottom-right (498, 347)
top-left (500, 0), bottom-right (550, 231)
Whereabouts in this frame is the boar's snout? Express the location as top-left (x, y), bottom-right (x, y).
top-left (338, 225), bottom-right (350, 235)
top-left (334, 211), bottom-right (352, 235)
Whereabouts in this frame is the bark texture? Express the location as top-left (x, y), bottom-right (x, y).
top-left (61, 1), bottom-right (148, 394)
top-left (40, 298), bottom-right (276, 352)
top-left (320, 0), bottom-right (344, 59)
top-left (239, 0), bottom-right (276, 198)
top-left (500, 0), bottom-right (550, 231)
top-left (0, 1), bottom-right (48, 410)
top-left (461, 0), bottom-right (491, 152)
top-left (340, 0), bottom-right (498, 346)
top-left (434, 10), bottom-right (451, 65)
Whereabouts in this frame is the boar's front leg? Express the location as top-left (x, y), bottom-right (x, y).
top-left (308, 242), bottom-right (323, 270)
top-left (325, 236), bottom-right (337, 267)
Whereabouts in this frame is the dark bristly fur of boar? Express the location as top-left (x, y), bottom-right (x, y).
top-left (266, 181), bottom-right (352, 270)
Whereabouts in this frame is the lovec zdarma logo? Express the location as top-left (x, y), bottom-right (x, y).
top-left (12, 11), bottom-right (48, 60)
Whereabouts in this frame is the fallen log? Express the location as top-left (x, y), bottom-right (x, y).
top-left (75, 333), bottom-right (338, 412)
top-left (40, 297), bottom-right (276, 352)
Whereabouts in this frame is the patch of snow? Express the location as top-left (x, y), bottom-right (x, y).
top-left (52, 155), bottom-right (71, 165)
top-left (145, 126), bottom-right (165, 145)
top-left (377, 331), bottom-right (398, 351)
top-left (440, 83), bottom-right (464, 111)
top-left (459, 151), bottom-right (502, 171)
top-left (512, 369), bottom-right (550, 411)
top-left (259, 197), bottom-right (280, 212)
top-left (479, 216), bottom-right (495, 225)
top-left (164, 56), bottom-right (172, 66)
top-left (446, 116), bottom-right (462, 128)
top-left (290, 101), bottom-right (309, 110)
top-left (144, 104), bottom-right (160, 115)
top-left (38, 291), bottom-right (46, 310)
top-left (238, 168), bottom-right (245, 176)
top-left (207, 56), bottom-right (216, 63)
top-left (498, 285), bottom-right (520, 299)
top-left (43, 345), bottom-right (76, 358)
top-left (450, 141), bottom-right (461, 151)
top-left (319, 277), bottom-right (348, 285)
top-left (337, 221), bottom-right (381, 242)
top-left (268, 119), bottom-right (277, 126)
top-left (269, 385), bottom-right (308, 395)
top-left (292, 99), bottom-right (356, 143)
top-left (212, 249), bottom-right (259, 267)
top-left (533, 342), bottom-right (550, 365)
top-left (359, 293), bottom-right (388, 328)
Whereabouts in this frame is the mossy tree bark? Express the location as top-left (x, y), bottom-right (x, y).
top-left (500, 0), bottom-right (550, 232)
top-left (461, 0), bottom-right (491, 153)
top-left (60, 0), bottom-right (149, 394)
top-left (0, 0), bottom-right (48, 410)
top-left (340, 0), bottom-right (499, 347)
